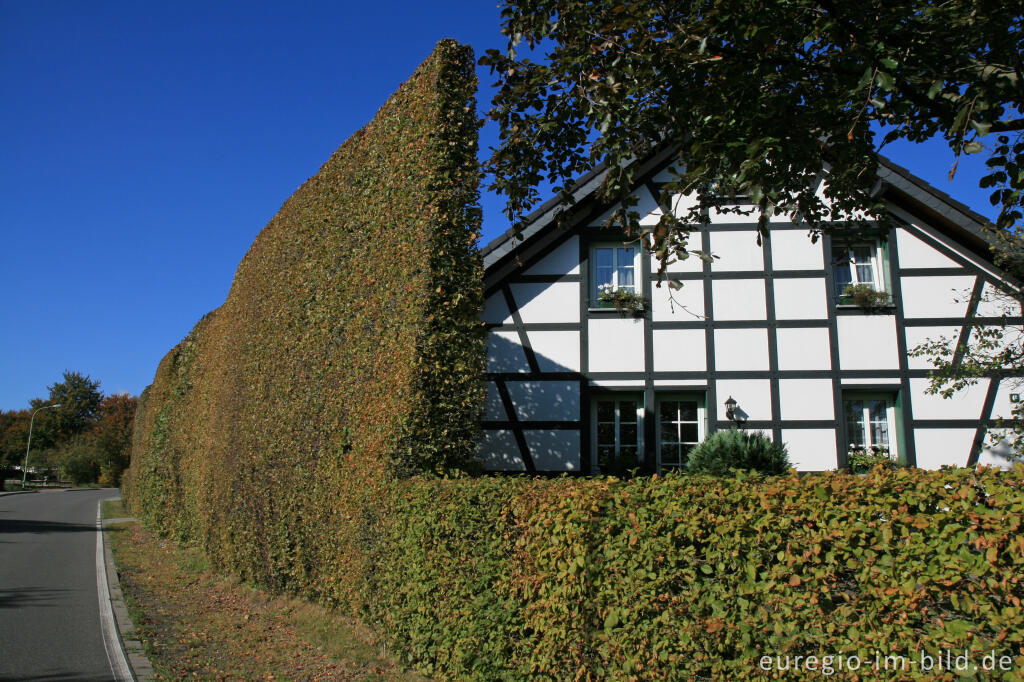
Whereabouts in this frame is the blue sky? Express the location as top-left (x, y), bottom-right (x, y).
top-left (0, 1), bottom-right (999, 410)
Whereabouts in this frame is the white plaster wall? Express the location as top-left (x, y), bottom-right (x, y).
top-left (782, 429), bottom-right (838, 471)
top-left (776, 327), bottom-right (832, 370)
top-left (653, 167), bottom-right (683, 183)
top-left (902, 326), bottom-right (960, 370)
top-left (836, 316), bottom-right (900, 370)
top-left (482, 293), bottom-right (512, 324)
top-left (589, 318), bottom-right (645, 372)
top-left (773, 278), bottom-right (829, 319)
top-left (527, 330), bottom-right (581, 372)
top-left (505, 381), bottom-right (580, 421)
top-left (484, 382), bottom-right (506, 420)
top-left (652, 329), bottom-right (707, 372)
top-left (914, 429), bottom-right (975, 469)
top-left (991, 378), bottom-right (1024, 420)
top-left (512, 282), bottom-right (580, 323)
top-left (841, 378), bottom-right (901, 385)
top-left (977, 282), bottom-right (1021, 317)
top-left (652, 280), bottom-right (705, 321)
top-left (526, 236), bottom-right (580, 275)
top-left (779, 379), bottom-right (835, 420)
top-left (709, 231), bottom-right (766, 271)
top-left (650, 249), bottom-right (704, 274)
top-left (525, 430), bottom-right (581, 470)
top-left (478, 430), bottom-right (526, 471)
top-left (977, 429), bottom-right (1024, 470)
top-left (654, 379), bottom-right (709, 387)
top-left (714, 328), bottom-right (770, 371)
top-left (715, 379), bottom-right (772, 421)
top-left (896, 228), bottom-right (960, 269)
top-left (486, 331), bottom-right (531, 373)
top-left (900, 275), bottom-right (975, 318)
top-left (591, 187), bottom-right (659, 226)
top-left (669, 191), bottom-right (700, 219)
top-left (770, 230), bottom-right (825, 270)
top-left (711, 279), bottom-right (767, 320)
top-left (590, 379), bottom-right (645, 387)
top-left (909, 378), bottom-right (990, 420)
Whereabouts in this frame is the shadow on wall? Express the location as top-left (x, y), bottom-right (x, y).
top-left (481, 332), bottom-right (583, 473)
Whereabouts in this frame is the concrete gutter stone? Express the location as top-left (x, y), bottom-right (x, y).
top-left (102, 506), bottom-right (156, 681)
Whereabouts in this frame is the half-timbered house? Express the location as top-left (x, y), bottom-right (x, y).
top-left (478, 148), bottom-right (1022, 474)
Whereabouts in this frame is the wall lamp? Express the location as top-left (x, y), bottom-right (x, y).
top-left (724, 396), bottom-right (748, 428)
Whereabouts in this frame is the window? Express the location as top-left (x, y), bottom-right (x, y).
top-left (843, 393), bottom-right (898, 463)
top-left (591, 244), bottom-right (639, 306)
top-left (593, 395), bottom-right (642, 474)
top-left (831, 241), bottom-right (889, 302)
top-left (657, 396), bottom-right (704, 471)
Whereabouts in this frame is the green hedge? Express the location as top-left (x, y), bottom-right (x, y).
top-left (368, 467), bottom-right (1024, 680)
top-left (124, 39), bottom-right (484, 609)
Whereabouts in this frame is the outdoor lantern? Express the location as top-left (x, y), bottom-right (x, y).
top-left (724, 396), bottom-right (747, 428)
top-left (724, 396), bottom-right (738, 421)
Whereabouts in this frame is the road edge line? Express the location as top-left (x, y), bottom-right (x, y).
top-left (96, 499), bottom-right (151, 681)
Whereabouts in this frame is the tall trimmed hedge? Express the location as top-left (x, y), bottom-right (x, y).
top-left (124, 40), bottom-right (485, 609)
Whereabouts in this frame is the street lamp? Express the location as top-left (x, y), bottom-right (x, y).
top-left (22, 404), bottom-right (61, 489)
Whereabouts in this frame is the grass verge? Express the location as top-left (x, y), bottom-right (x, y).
top-left (106, 520), bottom-right (426, 680)
top-left (102, 498), bottom-right (126, 519)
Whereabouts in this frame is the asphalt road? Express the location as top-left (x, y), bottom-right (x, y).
top-left (0, 488), bottom-right (122, 681)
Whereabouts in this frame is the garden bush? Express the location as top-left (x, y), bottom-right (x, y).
top-left (686, 428), bottom-right (791, 476)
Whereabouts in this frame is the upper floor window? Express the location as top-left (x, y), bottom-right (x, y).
top-left (591, 244), bottom-right (640, 306)
top-left (831, 241), bottom-right (890, 306)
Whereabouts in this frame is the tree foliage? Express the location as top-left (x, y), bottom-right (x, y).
top-left (37, 371), bottom-right (104, 444)
top-left (0, 373), bottom-right (136, 485)
top-left (481, 0), bottom-right (1023, 273)
top-left (912, 285), bottom-right (1024, 456)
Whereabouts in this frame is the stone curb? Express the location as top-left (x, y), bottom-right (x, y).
top-left (102, 510), bottom-right (156, 681)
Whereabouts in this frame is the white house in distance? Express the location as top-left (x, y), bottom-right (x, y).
top-left (477, 148), bottom-right (1022, 474)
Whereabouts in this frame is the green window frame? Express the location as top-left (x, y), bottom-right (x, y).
top-left (842, 390), bottom-right (902, 467)
top-left (592, 394), bottom-right (643, 475)
top-left (656, 394), bottom-right (706, 472)
top-left (590, 243), bottom-right (640, 307)
top-left (831, 239), bottom-right (892, 304)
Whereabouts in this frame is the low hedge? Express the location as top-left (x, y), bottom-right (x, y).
top-left (366, 467), bottom-right (1023, 680)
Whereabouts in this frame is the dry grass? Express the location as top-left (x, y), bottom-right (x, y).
top-left (107, 522), bottom-right (427, 681)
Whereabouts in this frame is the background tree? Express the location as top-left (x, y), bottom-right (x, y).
top-left (0, 409), bottom-right (31, 469)
top-left (0, 372), bottom-right (135, 486)
top-left (92, 393), bottom-right (138, 486)
top-left (481, 0), bottom-right (1022, 273)
top-left (43, 371), bottom-right (103, 442)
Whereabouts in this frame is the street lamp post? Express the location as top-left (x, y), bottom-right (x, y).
top-left (22, 404), bottom-right (61, 489)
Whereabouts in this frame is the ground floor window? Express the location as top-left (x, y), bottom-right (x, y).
top-left (657, 396), bottom-right (704, 471)
top-left (591, 392), bottom-right (706, 474)
top-left (843, 392), bottom-right (898, 466)
top-left (594, 395), bottom-right (641, 475)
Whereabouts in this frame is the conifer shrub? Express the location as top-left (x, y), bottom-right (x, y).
top-left (686, 429), bottom-right (791, 476)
